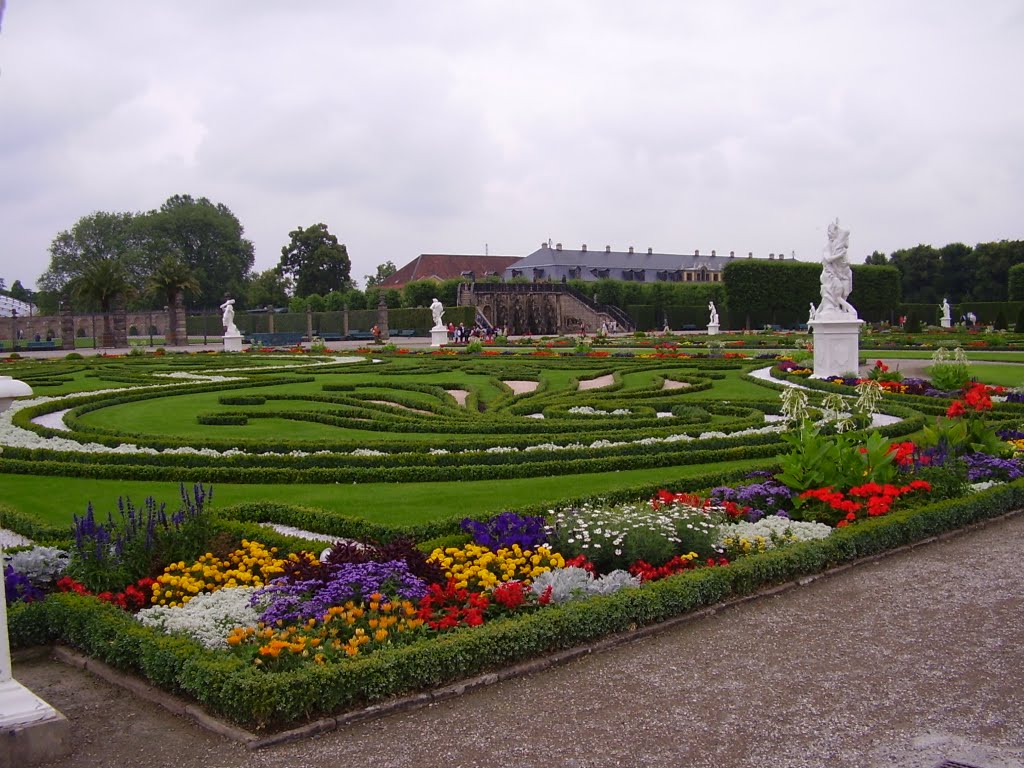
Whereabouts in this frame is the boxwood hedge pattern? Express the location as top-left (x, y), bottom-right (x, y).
top-left (1, 352), bottom-right (928, 485)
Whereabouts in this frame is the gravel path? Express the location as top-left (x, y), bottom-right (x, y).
top-left (13, 511), bottom-right (1024, 768)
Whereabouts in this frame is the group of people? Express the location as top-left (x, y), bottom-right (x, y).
top-left (447, 321), bottom-right (503, 343)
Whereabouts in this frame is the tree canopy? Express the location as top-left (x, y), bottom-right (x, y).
top-left (364, 261), bottom-right (397, 288)
top-left (139, 195), bottom-right (255, 306)
top-left (278, 223), bottom-right (351, 298)
top-left (38, 211), bottom-right (144, 296)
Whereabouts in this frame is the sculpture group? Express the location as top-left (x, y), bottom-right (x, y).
top-left (809, 218), bottom-right (862, 379)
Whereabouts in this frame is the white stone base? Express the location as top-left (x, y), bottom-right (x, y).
top-left (430, 327), bottom-right (448, 348)
top-left (941, 318), bottom-right (951, 328)
top-left (0, 679), bottom-right (71, 766)
top-left (809, 317), bottom-right (864, 379)
top-left (707, 323), bottom-right (720, 336)
top-left (223, 334), bottom-right (244, 352)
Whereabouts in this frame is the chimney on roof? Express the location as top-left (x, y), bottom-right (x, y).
top-left (748, 251), bottom-right (753, 258)
top-left (647, 247), bottom-right (653, 255)
top-left (694, 249), bottom-right (699, 257)
top-left (581, 243), bottom-right (587, 252)
top-left (729, 250), bottom-right (735, 258)
top-left (541, 241), bottom-right (548, 249)
top-left (605, 245), bottom-right (611, 253)
top-left (628, 246), bottom-right (634, 254)
top-left (711, 250), bottom-right (716, 257)
top-left (769, 253), bottom-right (775, 260)
top-left (556, 243), bottom-right (562, 251)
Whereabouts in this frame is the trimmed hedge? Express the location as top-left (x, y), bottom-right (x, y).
top-left (9, 481), bottom-right (1021, 729)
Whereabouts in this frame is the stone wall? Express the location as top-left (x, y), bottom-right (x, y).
top-left (4, 310), bottom-right (172, 345)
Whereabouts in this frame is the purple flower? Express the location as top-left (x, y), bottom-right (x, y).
top-left (962, 452), bottom-right (1024, 482)
top-left (253, 559), bottom-right (428, 626)
top-left (710, 479), bottom-right (795, 522)
top-left (4, 565), bottom-right (45, 604)
top-left (462, 512), bottom-right (548, 550)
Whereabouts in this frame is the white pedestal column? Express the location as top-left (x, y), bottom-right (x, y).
top-left (430, 327), bottom-right (448, 348)
top-left (707, 323), bottom-right (720, 336)
top-left (1, 376), bottom-right (71, 765)
top-left (809, 317), bottom-right (864, 379)
top-left (940, 318), bottom-right (951, 328)
top-left (223, 333), bottom-right (243, 352)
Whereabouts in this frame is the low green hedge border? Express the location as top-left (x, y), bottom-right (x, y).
top-left (8, 481), bottom-right (1022, 729)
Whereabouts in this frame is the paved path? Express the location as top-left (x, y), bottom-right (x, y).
top-left (14, 512), bottom-right (1024, 768)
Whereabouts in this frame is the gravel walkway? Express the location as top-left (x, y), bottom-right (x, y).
top-left (13, 511), bottom-right (1024, 768)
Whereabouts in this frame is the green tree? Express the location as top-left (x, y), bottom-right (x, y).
top-left (969, 240), bottom-right (1024, 301)
top-left (364, 261), bottom-right (397, 288)
top-left (141, 195), bottom-right (255, 306)
top-left (146, 256), bottom-right (200, 345)
top-left (67, 259), bottom-right (134, 346)
top-left (7, 279), bottom-right (30, 303)
top-left (401, 279), bottom-right (439, 309)
top-left (889, 244), bottom-right (941, 304)
top-left (937, 243), bottom-right (975, 303)
top-left (39, 211), bottom-right (143, 295)
top-left (864, 251), bottom-right (888, 265)
top-left (278, 223), bottom-right (351, 298)
top-left (244, 268), bottom-right (291, 309)
top-left (1009, 263), bottom-right (1024, 301)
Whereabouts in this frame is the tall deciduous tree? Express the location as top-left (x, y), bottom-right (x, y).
top-left (140, 195), bottom-right (255, 306)
top-left (278, 223), bottom-right (351, 298)
top-left (38, 211), bottom-right (143, 295)
top-left (244, 268), bottom-right (291, 310)
top-left (364, 261), bottom-right (397, 288)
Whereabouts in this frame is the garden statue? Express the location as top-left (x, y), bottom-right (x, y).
top-left (809, 218), bottom-right (863, 379)
top-left (220, 298), bottom-right (240, 336)
top-left (941, 298), bottom-right (952, 326)
top-left (708, 301), bottom-right (719, 326)
top-left (817, 218), bottom-right (857, 318)
top-left (430, 297), bottom-right (444, 329)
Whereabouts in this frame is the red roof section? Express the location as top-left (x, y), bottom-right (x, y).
top-left (381, 254), bottom-right (522, 288)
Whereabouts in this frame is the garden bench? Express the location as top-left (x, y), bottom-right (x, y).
top-left (25, 341), bottom-right (57, 350)
top-left (316, 333), bottom-right (344, 341)
top-left (390, 329), bottom-right (417, 338)
top-left (346, 330), bottom-right (377, 342)
top-left (247, 332), bottom-right (305, 347)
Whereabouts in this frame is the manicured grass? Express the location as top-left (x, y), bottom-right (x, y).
top-left (0, 456), bottom-right (771, 529)
top-left (967, 364), bottom-right (1024, 387)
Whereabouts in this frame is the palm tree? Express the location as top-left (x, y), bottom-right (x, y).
top-left (146, 256), bottom-right (201, 346)
top-left (68, 259), bottom-right (134, 347)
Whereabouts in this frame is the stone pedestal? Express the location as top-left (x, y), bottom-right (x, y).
top-left (0, 376), bottom-right (32, 413)
top-left (707, 323), bottom-right (720, 336)
top-left (430, 327), bottom-right (448, 348)
top-left (941, 317), bottom-right (951, 328)
top-left (809, 317), bottom-right (864, 379)
top-left (0, 680), bottom-right (72, 767)
top-left (223, 334), bottom-right (243, 352)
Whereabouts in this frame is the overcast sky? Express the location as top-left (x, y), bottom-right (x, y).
top-left (2, 1), bottom-right (1023, 293)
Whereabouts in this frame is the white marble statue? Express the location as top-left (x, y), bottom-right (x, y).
top-left (430, 297), bottom-right (444, 328)
top-left (708, 301), bottom-right (719, 326)
top-left (817, 218), bottom-right (857, 317)
top-left (941, 298), bottom-right (952, 323)
top-left (808, 302), bottom-right (817, 323)
top-left (220, 298), bottom-right (240, 336)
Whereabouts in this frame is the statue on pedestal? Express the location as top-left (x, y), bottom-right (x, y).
top-left (220, 298), bottom-right (240, 336)
top-left (430, 298), bottom-right (444, 329)
top-left (941, 298), bottom-right (952, 324)
top-left (817, 218), bottom-right (857, 318)
top-left (708, 301), bottom-right (719, 326)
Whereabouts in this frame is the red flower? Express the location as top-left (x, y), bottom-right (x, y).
top-left (946, 400), bottom-right (966, 418)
